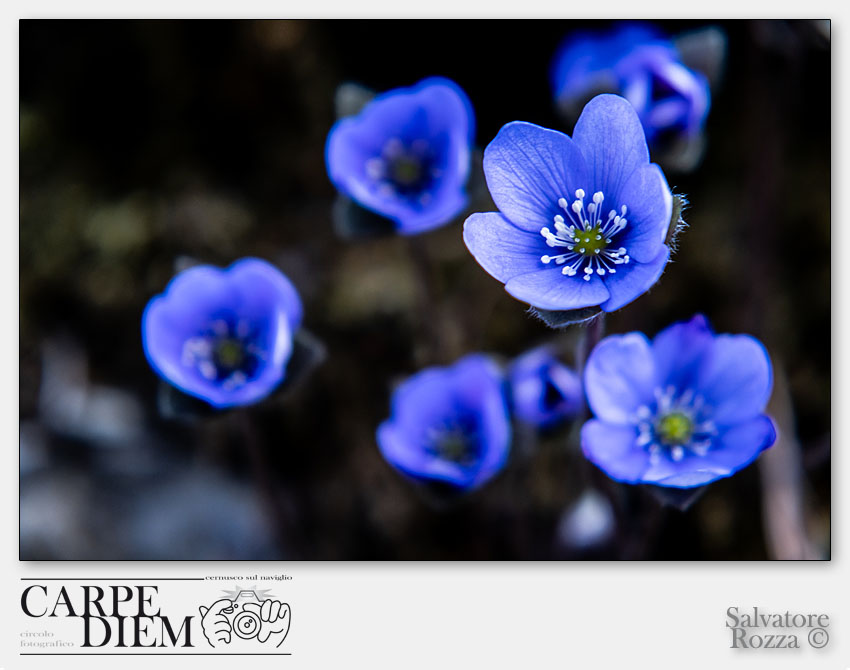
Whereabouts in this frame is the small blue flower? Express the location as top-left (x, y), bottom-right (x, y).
top-left (551, 24), bottom-right (710, 146)
top-left (581, 315), bottom-right (776, 489)
top-left (463, 94), bottom-right (672, 313)
top-left (325, 77), bottom-right (475, 235)
top-left (376, 354), bottom-right (511, 491)
top-left (509, 346), bottom-right (583, 428)
top-left (551, 24), bottom-right (666, 106)
top-left (142, 258), bottom-right (303, 409)
top-left (617, 44), bottom-right (710, 144)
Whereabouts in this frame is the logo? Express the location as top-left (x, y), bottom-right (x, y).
top-left (19, 579), bottom-right (293, 655)
top-left (199, 588), bottom-right (291, 649)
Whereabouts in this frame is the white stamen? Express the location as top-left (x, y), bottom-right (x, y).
top-left (539, 189), bottom-right (631, 283)
top-left (366, 158), bottom-right (384, 179)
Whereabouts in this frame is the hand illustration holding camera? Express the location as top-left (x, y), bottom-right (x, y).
top-left (200, 598), bottom-right (291, 648)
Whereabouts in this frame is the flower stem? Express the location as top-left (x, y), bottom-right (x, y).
top-left (575, 313), bottom-right (605, 372)
top-left (405, 238), bottom-right (445, 365)
top-left (235, 410), bottom-right (292, 557)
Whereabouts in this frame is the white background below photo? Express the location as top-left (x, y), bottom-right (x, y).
top-left (2, 2), bottom-right (844, 670)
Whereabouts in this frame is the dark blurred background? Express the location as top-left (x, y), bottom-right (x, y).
top-left (19, 19), bottom-right (830, 559)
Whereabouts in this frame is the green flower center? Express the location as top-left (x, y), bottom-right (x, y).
top-left (573, 225), bottom-right (608, 256)
top-left (390, 156), bottom-right (422, 186)
top-left (214, 338), bottom-right (245, 370)
top-left (656, 412), bottom-right (694, 446)
top-left (436, 432), bottom-right (472, 463)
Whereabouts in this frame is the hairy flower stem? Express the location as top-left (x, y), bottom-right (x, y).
top-left (576, 313), bottom-right (605, 372)
top-left (574, 314), bottom-right (606, 421)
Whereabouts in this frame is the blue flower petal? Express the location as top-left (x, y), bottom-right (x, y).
top-left (389, 368), bottom-right (459, 436)
top-left (572, 94), bottom-right (650, 200)
top-left (509, 346), bottom-right (583, 427)
top-left (451, 357), bottom-right (513, 487)
top-left (483, 121), bottom-right (589, 232)
top-left (697, 414), bottom-right (777, 473)
top-left (599, 245), bottom-right (670, 312)
top-left (463, 212), bottom-right (545, 283)
top-left (376, 421), bottom-right (473, 487)
top-left (227, 258), bottom-right (303, 333)
top-left (696, 334), bottom-right (774, 425)
top-left (651, 314), bottom-right (715, 391)
top-left (621, 54), bottom-right (711, 140)
top-left (640, 460), bottom-right (720, 488)
top-left (642, 415), bottom-right (777, 488)
top-left (584, 332), bottom-right (656, 424)
top-left (616, 163), bottom-right (672, 263)
top-left (581, 419), bottom-right (649, 483)
top-left (505, 267), bottom-right (609, 312)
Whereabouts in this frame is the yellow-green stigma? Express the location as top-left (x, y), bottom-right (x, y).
top-left (437, 433), bottom-right (471, 463)
top-left (391, 156), bottom-right (423, 186)
top-left (214, 338), bottom-right (245, 370)
top-left (656, 411), bottom-right (694, 446)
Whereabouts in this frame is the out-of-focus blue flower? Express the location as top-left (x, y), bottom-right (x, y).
top-left (617, 44), bottom-right (710, 144)
top-left (551, 24), bottom-right (710, 146)
top-left (581, 315), bottom-right (776, 489)
top-left (551, 24), bottom-right (666, 107)
top-left (142, 258), bottom-right (302, 409)
top-left (464, 94), bottom-right (672, 314)
top-left (376, 354), bottom-right (511, 491)
top-left (509, 346), bottom-right (583, 428)
top-left (325, 77), bottom-right (475, 235)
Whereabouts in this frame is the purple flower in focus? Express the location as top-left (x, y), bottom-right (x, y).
top-left (325, 77), bottom-right (475, 235)
top-left (142, 258), bottom-right (302, 409)
top-left (463, 94), bottom-right (672, 314)
top-left (376, 354), bottom-right (511, 491)
top-left (509, 346), bottom-right (583, 428)
top-left (551, 24), bottom-right (710, 147)
top-left (581, 315), bottom-right (776, 489)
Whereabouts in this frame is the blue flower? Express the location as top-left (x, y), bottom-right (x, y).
top-left (376, 354), bottom-right (511, 491)
top-left (617, 44), bottom-right (710, 144)
top-left (325, 77), bottom-right (475, 235)
top-left (581, 315), bottom-right (776, 489)
top-left (551, 24), bottom-right (666, 106)
top-left (509, 346), bottom-right (583, 428)
top-left (551, 24), bottom-right (710, 146)
top-left (463, 94), bottom-right (672, 313)
top-left (142, 258), bottom-right (303, 409)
